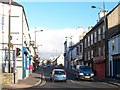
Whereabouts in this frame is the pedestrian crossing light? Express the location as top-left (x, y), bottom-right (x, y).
top-left (16, 48), bottom-right (21, 56)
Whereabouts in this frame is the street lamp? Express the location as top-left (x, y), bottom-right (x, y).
top-left (91, 6), bottom-right (105, 11)
top-left (91, 2), bottom-right (107, 18)
top-left (34, 29), bottom-right (43, 49)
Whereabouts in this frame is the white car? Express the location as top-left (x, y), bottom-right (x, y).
top-left (50, 69), bottom-right (67, 82)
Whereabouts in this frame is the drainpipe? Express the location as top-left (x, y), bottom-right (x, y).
top-left (22, 10), bottom-right (24, 79)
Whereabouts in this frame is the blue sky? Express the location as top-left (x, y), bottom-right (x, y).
top-left (18, 2), bottom-right (119, 59)
top-left (20, 2), bottom-right (118, 30)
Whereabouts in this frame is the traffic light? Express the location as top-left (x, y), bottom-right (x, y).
top-left (16, 48), bottom-right (21, 56)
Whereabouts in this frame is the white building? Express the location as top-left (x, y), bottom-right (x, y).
top-left (0, 1), bottom-right (34, 82)
top-left (57, 54), bottom-right (64, 66)
top-left (64, 27), bottom-right (85, 69)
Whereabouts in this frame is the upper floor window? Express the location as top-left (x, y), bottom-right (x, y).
top-left (103, 46), bottom-right (105, 56)
top-left (88, 36), bottom-right (90, 46)
top-left (94, 31), bottom-right (97, 43)
top-left (112, 40), bottom-right (115, 51)
top-left (76, 46), bottom-right (79, 55)
top-left (88, 51), bottom-right (90, 60)
top-left (91, 50), bottom-right (93, 59)
top-left (91, 34), bottom-right (93, 45)
top-left (98, 28), bottom-right (101, 41)
top-left (85, 38), bottom-right (87, 48)
top-left (80, 45), bottom-right (82, 53)
top-left (102, 25), bottom-right (105, 39)
top-left (84, 52), bottom-right (87, 61)
top-left (98, 47), bottom-right (101, 56)
top-left (0, 15), bottom-right (5, 29)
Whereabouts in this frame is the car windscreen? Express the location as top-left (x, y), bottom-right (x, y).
top-left (80, 66), bottom-right (92, 71)
top-left (54, 71), bottom-right (65, 75)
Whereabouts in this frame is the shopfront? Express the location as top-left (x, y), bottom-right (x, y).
top-left (112, 54), bottom-right (120, 79)
top-left (93, 56), bottom-right (105, 78)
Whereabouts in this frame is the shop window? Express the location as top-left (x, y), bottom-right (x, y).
top-left (112, 40), bottom-right (115, 51)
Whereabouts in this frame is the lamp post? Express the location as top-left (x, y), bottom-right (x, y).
top-left (65, 36), bottom-right (73, 69)
top-left (91, 3), bottom-right (108, 78)
top-left (8, 0), bottom-right (11, 73)
top-left (34, 29), bottom-right (43, 50)
top-left (34, 29), bottom-right (43, 69)
top-left (34, 28), bottom-right (43, 61)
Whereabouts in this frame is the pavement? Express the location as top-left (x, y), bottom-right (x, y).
top-left (94, 77), bottom-right (120, 87)
top-left (1, 67), bottom-right (120, 90)
top-left (2, 68), bottom-right (42, 89)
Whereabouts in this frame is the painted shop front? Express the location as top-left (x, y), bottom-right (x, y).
top-left (112, 54), bottom-right (120, 79)
top-left (93, 56), bottom-right (105, 78)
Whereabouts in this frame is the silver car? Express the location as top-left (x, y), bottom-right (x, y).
top-left (50, 69), bottom-right (67, 82)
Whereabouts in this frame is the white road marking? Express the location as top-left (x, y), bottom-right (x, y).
top-left (70, 80), bottom-right (80, 83)
top-left (39, 80), bottom-right (46, 86)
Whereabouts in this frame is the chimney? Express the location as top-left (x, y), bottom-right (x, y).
top-left (98, 10), bottom-right (108, 21)
top-left (88, 26), bottom-right (93, 31)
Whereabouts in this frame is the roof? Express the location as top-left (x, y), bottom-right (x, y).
top-left (109, 29), bottom-right (120, 39)
top-left (0, 0), bottom-right (23, 7)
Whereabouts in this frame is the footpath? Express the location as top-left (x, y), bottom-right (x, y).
top-left (94, 77), bottom-right (120, 87)
top-left (2, 68), bottom-right (42, 90)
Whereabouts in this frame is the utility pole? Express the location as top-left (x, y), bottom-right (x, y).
top-left (8, 0), bottom-right (11, 73)
top-left (35, 27), bottom-right (37, 49)
top-left (65, 36), bottom-right (73, 69)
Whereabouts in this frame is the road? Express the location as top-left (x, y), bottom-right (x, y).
top-left (32, 66), bottom-right (119, 89)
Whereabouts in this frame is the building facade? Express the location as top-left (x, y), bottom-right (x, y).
top-left (107, 4), bottom-right (120, 79)
top-left (0, 1), bottom-right (35, 83)
top-left (63, 3), bottom-right (120, 79)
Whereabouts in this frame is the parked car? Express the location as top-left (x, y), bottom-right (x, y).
top-left (75, 65), bottom-right (94, 81)
top-left (50, 69), bottom-right (67, 82)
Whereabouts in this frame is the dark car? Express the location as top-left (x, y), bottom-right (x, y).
top-left (75, 65), bottom-right (94, 81)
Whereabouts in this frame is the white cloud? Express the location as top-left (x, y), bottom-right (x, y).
top-left (30, 27), bottom-right (85, 59)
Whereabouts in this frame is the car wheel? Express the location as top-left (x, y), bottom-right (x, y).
top-left (91, 78), bottom-right (94, 82)
top-left (52, 79), bottom-right (54, 82)
top-left (50, 78), bottom-right (52, 82)
top-left (76, 76), bottom-right (79, 81)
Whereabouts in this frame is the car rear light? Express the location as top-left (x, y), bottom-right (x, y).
top-left (54, 71), bottom-right (56, 74)
top-left (64, 71), bottom-right (66, 75)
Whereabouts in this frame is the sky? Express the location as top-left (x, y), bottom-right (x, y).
top-left (17, 1), bottom-right (119, 59)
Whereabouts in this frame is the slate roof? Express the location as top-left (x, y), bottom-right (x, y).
top-left (0, 0), bottom-right (23, 7)
top-left (109, 29), bottom-right (120, 39)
